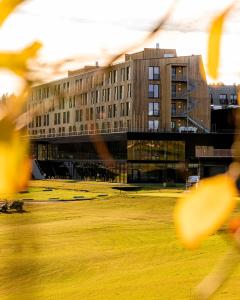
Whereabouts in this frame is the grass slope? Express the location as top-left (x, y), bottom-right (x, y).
top-left (0, 181), bottom-right (239, 300)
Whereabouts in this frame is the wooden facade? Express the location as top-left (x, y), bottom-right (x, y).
top-left (28, 48), bottom-right (210, 137)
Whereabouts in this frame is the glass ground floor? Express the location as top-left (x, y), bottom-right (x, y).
top-left (35, 159), bottom-right (230, 184)
top-left (32, 132), bottom-right (233, 184)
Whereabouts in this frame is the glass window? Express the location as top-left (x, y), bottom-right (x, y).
top-left (148, 120), bottom-right (159, 131)
top-left (148, 84), bottom-right (159, 98)
top-left (127, 140), bottom-right (185, 161)
top-left (219, 94), bottom-right (227, 105)
top-left (121, 68), bottom-right (125, 81)
top-left (230, 94), bottom-right (237, 104)
top-left (119, 86), bottom-right (124, 99)
top-left (148, 102), bottom-right (159, 116)
top-left (148, 67), bottom-right (160, 80)
top-left (126, 66), bottom-right (131, 80)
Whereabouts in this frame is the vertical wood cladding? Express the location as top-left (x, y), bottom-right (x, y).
top-left (28, 48), bottom-right (210, 136)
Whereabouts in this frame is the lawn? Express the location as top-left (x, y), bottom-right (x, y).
top-left (0, 180), bottom-right (239, 300)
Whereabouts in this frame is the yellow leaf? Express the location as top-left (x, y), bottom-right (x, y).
top-left (0, 41), bottom-right (42, 77)
top-left (207, 4), bottom-right (234, 79)
top-left (0, 118), bottom-right (30, 199)
top-left (0, 0), bottom-right (26, 26)
top-left (175, 174), bottom-right (238, 249)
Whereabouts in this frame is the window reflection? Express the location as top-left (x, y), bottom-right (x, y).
top-left (128, 140), bottom-right (185, 161)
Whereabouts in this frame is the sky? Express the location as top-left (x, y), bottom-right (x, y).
top-left (0, 0), bottom-right (239, 94)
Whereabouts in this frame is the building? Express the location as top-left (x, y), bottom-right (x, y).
top-left (208, 84), bottom-right (240, 133)
top-left (209, 84), bottom-right (239, 107)
top-left (29, 47), bottom-right (210, 137)
top-left (29, 47), bottom-right (228, 184)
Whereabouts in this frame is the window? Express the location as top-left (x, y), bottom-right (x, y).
top-left (120, 103), bottom-right (125, 116)
top-left (114, 86), bottom-right (118, 100)
top-left (148, 67), bottom-right (160, 80)
top-left (210, 93), bottom-right (213, 105)
top-left (102, 89), bottom-right (106, 102)
top-left (107, 88), bottom-right (110, 101)
top-left (219, 94), bottom-right (227, 105)
top-left (119, 86), bottom-right (124, 99)
top-left (171, 103), bottom-right (176, 116)
top-left (96, 90), bottom-right (100, 103)
top-left (90, 107), bottom-right (93, 120)
top-left (112, 70), bottom-right (117, 83)
top-left (113, 104), bottom-right (117, 117)
top-left (148, 120), bottom-right (159, 131)
top-left (101, 106), bottom-right (105, 119)
top-left (43, 114), bottom-right (49, 126)
top-left (148, 102), bottom-right (159, 116)
top-left (121, 68), bottom-right (125, 81)
top-left (127, 84), bottom-right (131, 98)
top-left (171, 121), bottom-right (176, 130)
top-left (108, 105), bottom-right (112, 118)
top-left (73, 96), bottom-right (76, 107)
top-left (96, 107), bottom-right (100, 120)
top-left (63, 112), bottom-right (66, 124)
top-left (86, 108), bottom-right (90, 121)
top-left (164, 53), bottom-right (175, 58)
top-left (91, 91), bottom-right (95, 104)
top-left (67, 111), bottom-right (70, 123)
top-left (59, 98), bottom-right (65, 109)
top-left (75, 110), bottom-right (80, 122)
top-left (230, 94), bottom-right (237, 105)
top-left (126, 102), bottom-right (130, 116)
top-left (126, 66), bottom-right (131, 80)
top-left (148, 84), bottom-right (159, 98)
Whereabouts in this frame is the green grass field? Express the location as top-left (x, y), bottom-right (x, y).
top-left (0, 180), bottom-right (239, 300)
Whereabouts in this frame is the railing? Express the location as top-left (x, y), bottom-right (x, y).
top-left (171, 111), bottom-right (187, 117)
top-left (171, 74), bottom-right (187, 81)
top-left (196, 149), bottom-right (232, 158)
top-left (29, 127), bottom-right (129, 139)
top-left (171, 91), bottom-right (188, 99)
top-left (187, 116), bottom-right (210, 133)
top-left (27, 126), bottom-right (220, 140)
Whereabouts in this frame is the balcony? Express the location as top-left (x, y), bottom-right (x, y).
top-left (171, 110), bottom-right (187, 117)
top-left (171, 91), bottom-right (188, 99)
top-left (171, 74), bottom-right (187, 81)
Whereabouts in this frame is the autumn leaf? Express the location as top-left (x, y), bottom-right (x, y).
top-left (0, 118), bottom-right (30, 198)
top-left (0, 41), bottom-right (42, 78)
top-left (175, 173), bottom-right (238, 249)
top-left (207, 4), bottom-right (234, 79)
top-left (0, 0), bottom-right (26, 26)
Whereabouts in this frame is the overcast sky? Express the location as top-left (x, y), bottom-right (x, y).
top-left (0, 0), bottom-right (239, 94)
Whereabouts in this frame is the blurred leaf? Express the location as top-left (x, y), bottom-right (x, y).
top-left (0, 0), bottom-right (26, 26)
top-left (0, 118), bottom-right (30, 198)
top-left (175, 174), bottom-right (237, 249)
top-left (0, 41), bottom-right (42, 78)
top-left (207, 4), bottom-right (234, 79)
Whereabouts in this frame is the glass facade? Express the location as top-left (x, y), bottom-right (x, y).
top-left (127, 140), bottom-right (185, 161)
top-left (127, 140), bottom-right (185, 183)
top-left (32, 141), bottom-right (127, 161)
top-left (127, 162), bottom-right (186, 183)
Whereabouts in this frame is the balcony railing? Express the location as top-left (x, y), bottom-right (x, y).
top-left (29, 127), bottom-right (129, 139)
top-left (171, 110), bottom-right (187, 117)
top-left (171, 74), bottom-right (187, 81)
top-left (27, 126), bottom-right (214, 140)
top-left (196, 149), bottom-right (232, 158)
top-left (171, 91), bottom-right (188, 99)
